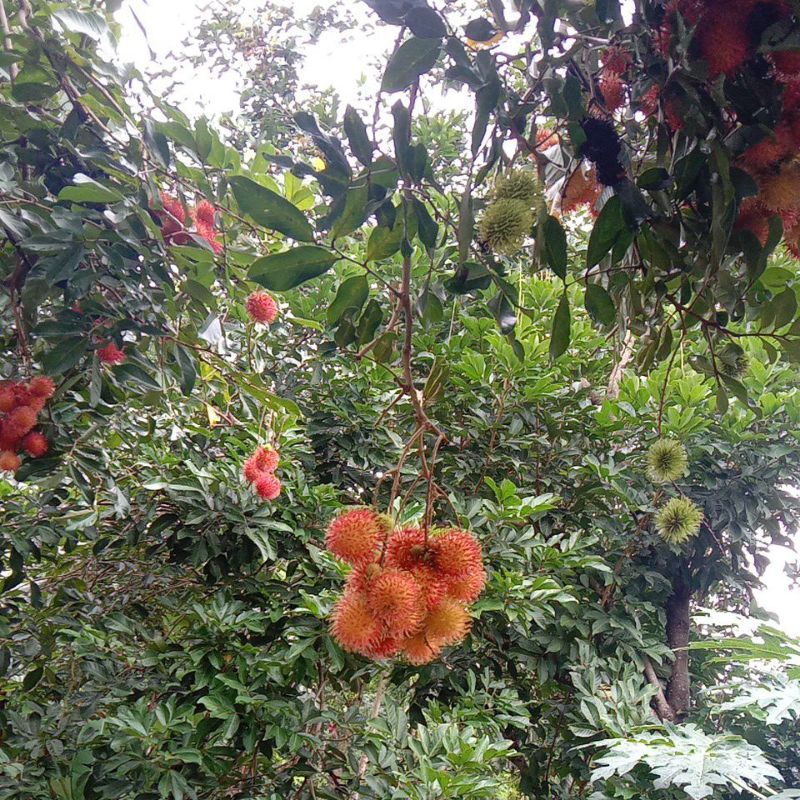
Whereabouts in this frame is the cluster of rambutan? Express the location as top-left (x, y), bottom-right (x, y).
top-left (244, 291), bottom-right (279, 326)
top-left (478, 170), bottom-right (541, 254)
top-left (326, 508), bottom-right (486, 664)
top-left (0, 376), bottom-right (54, 474)
top-left (157, 193), bottom-right (223, 255)
top-left (242, 445), bottom-right (281, 500)
top-left (597, 46), bottom-right (631, 114)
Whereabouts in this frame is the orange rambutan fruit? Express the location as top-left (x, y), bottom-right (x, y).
top-left (760, 165), bottom-right (800, 212)
top-left (0, 450), bottom-right (21, 473)
top-left (399, 630), bottom-right (441, 665)
top-left (345, 560), bottom-right (382, 594)
top-left (695, 9), bottom-right (751, 78)
top-left (254, 473), bottom-right (281, 501)
top-left (97, 342), bottom-right (126, 365)
top-left (8, 406), bottom-right (37, 436)
top-left (739, 123), bottom-right (793, 171)
top-left (562, 167), bottom-right (602, 214)
top-left (21, 431), bottom-right (48, 458)
top-left (445, 567), bottom-right (487, 604)
top-left (385, 527), bottom-right (428, 570)
top-left (602, 46), bottom-right (632, 75)
top-left (599, 73), bottom-right (625, 112)
top-left (431, 529), bottom-right (482, 577)
top-left (423, 598), bottom-right (472, 646)
top-left (194, 200), bottom-right (216, 227)
top-left (366, 634), bottom-right (402, 660)
top-left (331, 591), bottom-right (382, 654)
top-left (409, 564), bottom-right (447, 611)
top-left (365, 568), bottom-right (424, 638)
top-left (0, 385), bottom-right (15, 413)
top-left (326, 508), bottom-right (386, 565)
top-left (28, 376), bottom-right (55, 399)
top-left (245, 291), bottom-right (279, 325)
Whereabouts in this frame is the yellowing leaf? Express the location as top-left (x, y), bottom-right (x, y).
top-left (206, 404), bottom-right (221, 427)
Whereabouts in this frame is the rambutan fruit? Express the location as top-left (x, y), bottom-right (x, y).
top-left (97, 342), bottom-right (126, 365)
top-left (346, 560), bottom-right (382, 595)
top-left (783, 80), bottom-right (800, 113)
top-left (734, 200), bottom-right (770, 245)
top-left (494, 171), bottom-right (540, 206)
top-left (160, 193), bottom-right (186, 225)
top-left (254, 473), bottom-right (281, 501)
top-left (245, 291), bottom-right (279, 325)
top-left (8, 406), bottom-right (37, 436)
top-left (243, 446), bottom-right (279, 483)
top-left (739, 123), bottom-right (793, 171)
top-left (26, 396), bottom-right (46, 413)
top-left (196, 221), bottom-right (223, 254)
top-left (0, 385), bottom-right (15, 413)
top-left (194, 200), bottom-right (216, 227)
top-left (243, 457), bottom-right (262, 484)
top-left (0, 450), bottom-right (21, 472)
top-left (655, 496), bottom-right (703, 544)
top-left (0, 425), bottom-right (21, 451)
top-left (28, 376), bottom-right (55, 399)
top-left (385, 527), bottom-right (428, 570)
top-left (478, 198), bottom-right (533, 254)
top-left (21, 431), bottom-right (48, 458)
top-left (400, 630), bottom-right (441, 665)
top-left (599, 73), bottom-right (625, 112)
top-left (639, 85), bottom-right (660, 117)
top-left (602, 46), bottom-right (632, 74)
top-left (430, 529), bottom-right (482, 577)
top-left (366, 634), bottom-right (402, 660)
top-left (365, 568), bottom-right (424, 637)
top-left (562, 166), bottom-right (602, 214)
top-left (409, 564), bottom-right (447, 611)
top-left (695, 9), bottom-right (751, 78)
top-left (664, 98), bottom-right (684, 132)
top-left (760, 165), bottom-right (800, 212)
top-left (423, 598), bottom-right (472, 646)
top-left (772, 50), bottom-right (800, 79)
top-left (331, 592), bottom-right (382, 654)
top-left (646, 439), bottom-right (688, 484)
top-left (326, 507), bottom-right (387, 565)
top-left (445, 568), bottom-right (487, 603)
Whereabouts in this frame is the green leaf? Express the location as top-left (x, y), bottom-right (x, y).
top-left (543, 215), bottom-right (567, 279)
top-left (367, 222), bottom-right (404, 261)
top-left (229, 176), bottom-right (314, 242)
top-left (42, 337), bottom-right (87, 375)
top-left (584, 284), bottom-right (615, 326)
top-left (549, 295), bottom-right (571, 360)
top-left (58, 176), bottom-right (123, 204)
top-left (381, 36), bottom-right (441, 93)
top-left (328, 275), bottom-right (369, 325)
top-left (412, 198), bottom-right (439, 251)
top-left (423, 357), bottom-right (449, 402)
top-left (53, 9), bottom-right (110, 42)
top-left (357, 299), bottom-right (384, 344)
top-left (586, 196), bottom-right (629, 268)
top-left (174, 345), bottom-right (196, 396)
top-left (248, 246), bottom-right (338, 291)
top-left (343, 106), bottom-right (373, 166)
top-left (330, 180), bottom-right (369, 240)
top-left (405, 7), bottom-right (447, 38)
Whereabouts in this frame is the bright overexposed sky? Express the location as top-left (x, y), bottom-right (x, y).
top-left (114, 0), bottom-right (799, 636)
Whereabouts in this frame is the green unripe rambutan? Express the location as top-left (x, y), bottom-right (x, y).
top-left (655, 496), bottom-right (703, 545)
top-left (646, 439), bottom-right (688, 484)
top-left (478, 198), bottom-right (533, 254)
top-left (716, 344), bottom-right (749, 379)
top-left (494, 171), bottom-right (540, 206)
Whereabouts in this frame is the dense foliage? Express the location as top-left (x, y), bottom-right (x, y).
top-left (1, 1), bottom-right (799, 799)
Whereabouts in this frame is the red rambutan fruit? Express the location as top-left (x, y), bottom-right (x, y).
top-left (254, 447), bottom-right (279, 472)
top-left (365, 568), bottom-right (424, 638)
top-left (194, 200), bottom-right (216, 227)
top-left (695, 9), bottom-right (751, 78)
top-left (196, 221), bottom-right (223, 254)
top-left (409, 564), bottom-right (447, 611)
top-left (423, 598), bottom-right (472, 646)
top-left (602, 46), bottom-right (632, 75)
top-left (739, 123), bottom-right (793, 170)
top-left (400, 630), bottom-right (441, 665)
top-left (599, 73), bottom-right (625, 113)
top-left (28, 376), bottom-right (55, 399)
top-left (345, 560), bottom-right (382, 595)
top-left (243, 457), bottom-right (262, 484)
top-left (0, 450), bottom-right (21, 473)
top-left (0, 385), bottom-right (15, 413)
top-left (366, 634), bottom-right (402, 660)
top-left (331, 591), bottom-right (382, 654)
top-left (783, 81), bottom-right (800, 113)
top-left (760, 165), bottom-right (800, 212)
top-left (254, 473), bottom-right (281, 501)
top-left (326, 508), bottom-right (386, 565)
top-left (385, 527), bottom-right (428, 570)
top-left (160, 193), bottom-right (186, 225)
top-left (771, 50), bottom-right (800, 78)
top-left (21, 431), bottom-right (48, 458)
top-left (734, 200), bottom-right (770, 246)
top-left (8, 406), bottom-right (37, 436)
top-left (664, 98), bottom-right (684, 132)
top-left (639, 85), bottom-right (660, 117)
top-left (245, 291), bottom-right (279, 325)
top-left (445, 568), bottom-right (487, 604)
top-left (431, 529), bottom-right (482, 577)
top-left (97, 342), bottom-right (126, 365)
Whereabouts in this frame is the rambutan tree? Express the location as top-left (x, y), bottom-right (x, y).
top-left (1, 1), bottom-right (800, 799)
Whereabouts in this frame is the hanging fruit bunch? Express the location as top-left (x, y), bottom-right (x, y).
top-left (156, 193), bottom-right (223, 254)
top-left (326, 508), bottom-right (486, 665)
top-left (0, 376), bottom-right (55, 474)
top-left (242, 445), bottom-right (282, 501)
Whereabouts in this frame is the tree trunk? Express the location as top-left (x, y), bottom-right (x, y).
top-left (665, 575), bottom-right (692, 719)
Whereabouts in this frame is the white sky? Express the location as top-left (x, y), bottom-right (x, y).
top-left (115, 0), bottom-right (799, 636)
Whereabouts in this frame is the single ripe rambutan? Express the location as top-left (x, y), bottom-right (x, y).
top-left (602, 46), bottom-right (632, 74)
top-left (245, 291), bottom-right (279, 325)
top-left (28, 376), bottom-right (55, 399)
top-left (21, 431), bottom-right (48, 458)
top-left (0, 424), bottom-right (21, 451)
top-left (331, 592), bottom-right (382, 654)
top-left (445, 568), bottom-right (487, 603)
top-left (0, 385), bottom-right (15, 413)
top-left (0, 450), bottom-right (21, 473)
top-left (599, 73), bottom-right (625, 112)
top-left (655, 496), bottom-right (703, 544)
top-left (254, 473), bottom-right (281, 501)
top-left (385, 527), bottom-right (428, 570)
top-left (740, 123), bottom-right (793, 171)
top-left (97, 342), bottom-right (126, 365)
top-left (160, 193), bottom-right (185, 225)
top-left (770, 50), bottom-right (800, 78)
top-left (423, 598), bottom-right (472, 646)
top-left (326, 507), bottom-right (387, 566)
top-left (409, 564), bottom-right (447, 611)
top-left (493, 171), bottom-right (540, 206)
top-left (400, 630), bottom-right (441, 665)
top-left (346, 560), bottom-right (383, 595)
top-left (8, 406), bottom-right (37, 436)
top-left (716, 343), bottom-right (750, 378)
top-left (196, 221), bottom-right (223, 254)
top-left (194, 200), bottom-right (216, 227)
top-left (734, 200), bottom-right (770, 246)
top-left (365, 568), bottom-right (424, 638)
top-left (366, 634), bottom-right (402, 660)
top-left (639, 85), bottom-right (660, 117)
top-left (695, 9), bottom-right (751, 78)
top-left (431, 529), bottom-right (482, 577)
top-left (760, 165), bottom-right (800, 212)
top-left (646, 439), bottom-right (688, 484)
top-left (478, 198), bottom-right (533, 254)
top-left (243, 457), bottom-right (262, 484)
